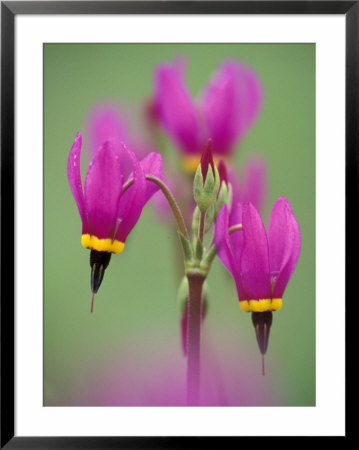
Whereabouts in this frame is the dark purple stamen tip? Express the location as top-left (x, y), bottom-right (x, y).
top-left (90, 250), bottom-right (112, 298)
top-left (252, 311), bottom-right (273, 357)
top-left (200, 139), bottom-right (215, 182)
top-left (218, 160), bottom-right (228, 186)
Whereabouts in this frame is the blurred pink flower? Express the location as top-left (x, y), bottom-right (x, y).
top-left (87, 103), bottom-right (167, 205)
top-left (229, 156), bottom-right (268, 217)
top-left (69, 331), bottom-right (276, 406)
top-left (152, 59), bottom-right (263, 171)
top-left (86, 103), bottom-right (155, 176)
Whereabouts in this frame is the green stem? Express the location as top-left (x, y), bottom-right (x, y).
top-left (122, 175), bottom-right (189, 239)
top-left (198, 211), bottom-right (206, 243)
top-left (186, 273), bottom-right (205, 406)
top-left (202, 244), bottom-right (217, 269)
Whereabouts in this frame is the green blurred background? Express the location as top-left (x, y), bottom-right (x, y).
top-left (44, 44), bottom-right (315, 406)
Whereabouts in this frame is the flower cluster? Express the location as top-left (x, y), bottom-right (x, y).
top-left (67, 57), bottom-right (301, 403)
top-left (152, 60), bottom-right (262, 172)
top-left (215, 199), bottom-right (301, 314)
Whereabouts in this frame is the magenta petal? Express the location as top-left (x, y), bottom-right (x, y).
top-left (228, 169), bottom-right (241, 204)
top-left (214, 206), bottom-right (236, 276)
top-left (214, 205), bottom-right (245, 299)
top-left (268, 198), bottom-right (301, 297)
top-left (202, 61), bottom-right (263, 155)
top-left (229, 200), bottom-right (243, 227)
top-left (229, 202), bottom-right (244, 269)
top-left (139, 152), bottom-right (163, 203)
top-left (116, 144), bottom-right (146, 243)
top-left (154, 63), bottom-right (200, 154)
top-left (268, 198), bottom-right (293, 271)
top-left (202, 62), bottom-right (241, 155)
top-left (83, 141), bottom-right (124, 239)
top-left (240, 203), bottom-right (271, 299)
top-left (67, 133), bottom-right (87, 231)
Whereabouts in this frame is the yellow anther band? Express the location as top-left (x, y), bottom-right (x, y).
top-left (181, 155), bottom-right (229, 174)
top-left (239, 298), bottom-right (282, 312)
top-left (81, 234), bottom-right (125, 254)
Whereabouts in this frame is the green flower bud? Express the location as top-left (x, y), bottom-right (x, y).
top-left (192, 204), bottom-right (215, 235)
top-left (193, 140), bottom-right (220, 212)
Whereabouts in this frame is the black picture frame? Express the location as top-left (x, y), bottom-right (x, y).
top-left (1, 1), bottom-right (354, 447)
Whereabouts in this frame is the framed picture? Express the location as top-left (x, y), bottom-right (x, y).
top-left (1, 1), bottom-right (353, 446)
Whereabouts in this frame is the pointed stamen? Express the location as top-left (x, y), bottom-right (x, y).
top-left (91, 292), bottom-right (95, 314)
top-left (252, 312), bottom-right (273, 372)
top-left (89, 251), bottom-right (112, 308)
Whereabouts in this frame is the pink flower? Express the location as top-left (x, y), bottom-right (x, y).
top-left (68, 133), bottom-right (163, 254)
top-left (69, 333), bottom-right (274, 406)
top-left (153, 59), bottom-right (263, 170)
top-left (67, 132), bottom-right (162, 303)
top-left (214, 199), bottom-right (301, 313)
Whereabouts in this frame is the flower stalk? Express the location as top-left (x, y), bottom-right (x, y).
top-left (146, 175), bottom-right (189, 239)
top-left (186, 273), bottom-right (205, 406)
top-left (123, 175), bottom-right (189, 240)
top-left (198, 211), bottom-right (206, 243)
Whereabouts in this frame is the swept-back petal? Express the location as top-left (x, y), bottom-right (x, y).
top-left (154, 62), bottom-right (200, 154)
top-left (240, 202), bottom-right (271, 299)
top-left (84, 141), bottom-right (123, 239)
top-left (202, 61), bottom-right (263, 155)
top-left (268, 198), bottom-right (301, 297)
top-left (116, 144), bottom-right (146, 243)
top-left (214, 205), bottom-right (245, 299)
top-left (67, 133), bottom-right (87, 230)
top-left (229, 202), bottom-right (244, 269)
